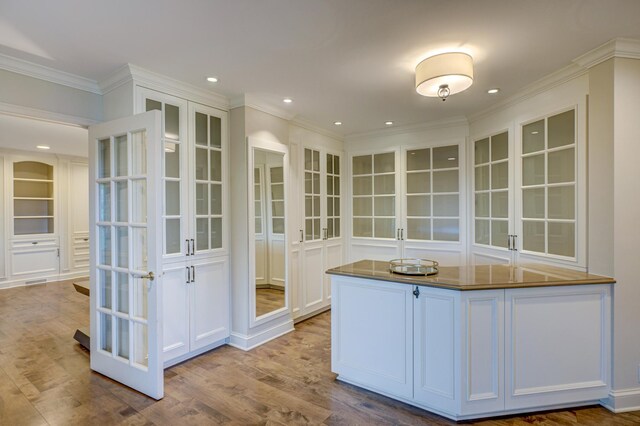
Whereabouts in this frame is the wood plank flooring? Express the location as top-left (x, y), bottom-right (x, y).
top-left (1, 279), bottom-right (639, 425)
top-left (255, 288), bottom-right (285, 317)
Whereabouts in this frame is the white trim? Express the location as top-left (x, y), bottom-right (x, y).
top-left (163, 338), bottom-right (228, 368)
top-left (227, 320), bottom-right (294, 351)
top-left (0, 53), bottom-right (101, 94)
top-left (601, 387), bottom-right (640, 413)
top-left (346, 116), bottom-right (468, 142)
top-left (0, 270), bottom-right (88, 290)
top-left (290, 117), bottom-right (344, 142)
top-left (0, 101), bottom-right (97, 127)
top-left (573, 38), bottom-right (640, 69)
top-left (231, 94), bottom-right (297, 121)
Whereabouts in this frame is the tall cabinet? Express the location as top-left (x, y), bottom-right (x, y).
top-left (103, 73), bottom-right (230, 366)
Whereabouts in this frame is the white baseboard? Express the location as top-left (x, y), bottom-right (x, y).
top-left (0, 270), bottom-right (88, 290)
top-left (163, 338), bottom-right (228, 369)
top-left (600, 387), bottom-right (640, 413)
top-left (228, 320), bottom-right (294, 351)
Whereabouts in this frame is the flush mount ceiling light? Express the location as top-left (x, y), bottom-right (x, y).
top-left (415, 52), bottom-right (474, 101)
top-left (487, 88), bottom-right (500, 94)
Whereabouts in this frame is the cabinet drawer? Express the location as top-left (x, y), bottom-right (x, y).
top-left (11, 237), bottom-right (59, 250)
top-left (11, 247), bottom-right (58, 276)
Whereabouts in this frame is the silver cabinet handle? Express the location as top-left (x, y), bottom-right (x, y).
top-left (512, 234), bottom-right (517, 251)
top-left (507, 235), bottom-right (512, 250)
top-left (186, 266), bottom-right (191, 283)
top-left (401, 228), bottom-right (404, 241)
top-left (396, 228), bottom-right (400, 240)
top-left (191, 265), bottom-right (195, 283)
top-left (186, 239), bottom-right (190, 256)
top-left (299, 229), bottom-right (304, 243)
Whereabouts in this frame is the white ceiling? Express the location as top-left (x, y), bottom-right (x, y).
top-left (0, 114), bottom-right (87, 157)
top-left (1, 0), bottom-right (640, 136)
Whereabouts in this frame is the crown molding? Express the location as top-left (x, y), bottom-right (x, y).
top-left (231, 94), bottom-right (297, 121)
top-left (0, 53), bottom-right (101, 94)
top-left (573, 37), bottom-right (640, 69)
top-left (290, 117), bottom-right (344, 141)
top-left (0, 101), bottom-right (97, 127)
top-left (346, 116), bottom-right (469, 142)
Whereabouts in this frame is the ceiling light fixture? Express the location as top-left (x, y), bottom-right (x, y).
top-left (206, 77), bottom-right (218, 83)
top-left (487, 88), bottom-right (500, 94)
top-left (36, 145), bottom-right (50, 150)
top-left (385, 121), bottom-right (393, 126)
top-left (283, 98), bottom-right (293, 103)
top-left (334, 121), bottom-right (342, 126)
top-left (415, 52), bottom-right (474, 101)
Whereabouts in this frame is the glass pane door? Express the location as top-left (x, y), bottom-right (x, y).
top-left (326, 153), bottom-right (341, 239)
top-left (304, 148), bottom-right (321, 241)
top-left (89, 110), bottom-right (163, 400)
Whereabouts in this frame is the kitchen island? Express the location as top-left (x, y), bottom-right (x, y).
top-left (327, 260), bottom-right (615, 421)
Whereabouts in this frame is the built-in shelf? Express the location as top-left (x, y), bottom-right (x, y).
top-left (13, 161), bottom-right (54, 235)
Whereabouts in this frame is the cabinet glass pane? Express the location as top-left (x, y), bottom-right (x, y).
top-left (523, 221), bottom-right (545, 253)
top-left (305, 218), bottom-right (313, 240)
top-left (99, 139), bottom-right (111, 178)
top-left (271, 167), bottom-right (283, 183)
top-left (523, 120), bottom-right (545, 154)
top-left (115, 181), bottom-right (128, 222)
top-left (313, 196), bottom-right (320, 216)
top-left (305, 196), bottom-right (312, 217)
top-left (209, 116), bottom-right (221, 148)
top-left (548, 148), bottom-right (574, 184)
top-left (313, 218), bottom-right (320, 240)
top-left (475, 192), bottom-right (489, 217)
top-left (548, 222), bottom-right (575, 257)
top-left (272, 218), bottom-right (285, 234)
top-left (312, 173), bottom-right (320, 194)
top-left (195, 148), bottom-right (208, 180)
top-left (475, 219), bottom-right (490, 245)
top-left (211, 184), bottom-right (222, 215)
top-left (334, 176), bottom-right (340, 195)
top-left (352, 155), bottom-right (372, 175)
top-left (406, 172), bottom-right (430, 194)
top-left (475, 166), bottom-right (489, 191)
top-left (116, 226), bottom-right (128, 268)
top-left (374, 218), bottom-right (395, 238)
top-left (312, 150), bottom-right (320, 172)
top-left (374, 174), bottom-right (394, 195)
top-left (433, 219), bottom-right (458, 241)
top-left (491, 191), bottom-right (508, 218)
top-left (407, 149), bottom-right (430, 171)
top-left (326, 153), bottom-right (333, 174)
top-left (491, 161), bottom-right (508, 189)
top-left (196, 183), bottom-right (208, 215)
top-left (132, 278), bottom-right (148, 320)
top-left (353, 218), bottom-right (373, 237)
top-left (522, 154), bottom-right (545, 186)
top-left (196, 218), bottom-right (209, 251)
top-left (165, 104), bottom-right (180, 140)
top-left (99, 226), bottom-right (112, 266)
top-left (335, 218), bottom-right (341, 237)
top-left (374, 153), bottom-right (394, 173)
top-left (145, 99), bottom-right (161, 112)
top-left (491, 220), bottom-right (509, 248)
top-left (334, 198), bottom-right (340, 216)
top-left (255, 218), bottom-right (262, 234)
top-left (353, 176), bottom-right (372, 195)
top-left (99, 269), bottom-right (112, 309)
top-left (433, 194), bottom-right (458, 217)
top-left (548, 186), bottom-right (574, 219)
top-left (273, 200), bottom-right (285, 217)
top-left (117, 318), bottom-right (130, 360)
top-left (304, 172), bottom-right (312, 193)
top-left (100, 313), bottom-right (112, 353)
top-left (407, 195), bottom-right (430, 217)
top-left (327, 218), bottom-right (334, 238)
top-left (353, 197), bottom-right (372, 216)
top-left (165, 181), bottom-right (180, 216)
top-left (374, 196), bottom-right (395, 216)
top-left (475, 138), bottom-right (489, 165)
top-left (491, 132), bottom-right (508, 161)
top-left (131, 131), bottom-right (146, 175)
top-left (116, 272), bottom-right (129, 314)
top-left (433, 145), bottom-right (458, 168)
top-left (99, 183), bottom-right (111, 221)
top-left (210, 150), bottom-right (222, 182)
top-left (165, 219), bottom-right (180, 254)
top-left (165, 143), bottom-right (180, 178)
top-left (334, 156), bottom-right (340, 175)
top-left (433, 170), bottom-right (458, 193)
top-left (133, 323), bottom-right (148, 367)
top-left (523, 188), bottom-right (545, 219)
top-left (131, 227), bottom-right (147, 270)
top-left (407, 218), bottom-right (430, 240)
top-left (326, 175), bottom-right (334, 195)
top-left (130, 180), bottom-right (146, 223)
top-left (271, 183), bottom-right (284, 200)
top-left (115, 135), bottom-right (128, 177)
top-left (548, 110), bottom-right (574, 149)
top-left (211, 218), bottom-right (222, 249)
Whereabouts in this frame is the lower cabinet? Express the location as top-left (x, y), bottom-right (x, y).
top-left (10, 236), bottom-right (59, 280)
top-left (162, 256), bottom-right (230, 367)
top-left (331, 275), bottom-right (611, 421)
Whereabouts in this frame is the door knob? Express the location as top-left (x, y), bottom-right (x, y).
top-left (134, 271), bottom-right (155, 281)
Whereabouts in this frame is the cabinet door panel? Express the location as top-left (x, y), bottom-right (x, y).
top-left (190, 258), bottom-right (230, 351)
top-left (162, 264), bottom-right (190, 363)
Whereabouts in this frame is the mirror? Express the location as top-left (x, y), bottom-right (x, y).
top-left (253, 148), bottom-right (287, 320)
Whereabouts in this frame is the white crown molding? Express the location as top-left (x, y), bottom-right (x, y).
top-left (290, 117), bottom-right (344, 141)
top-left (231, 94), bottom-right (297, 121)
top-left (573, 37), bottom-right (640, 69)
top-left (0, 101), bottom-right (97, 127)
top-left (0, 53), bottom-right (101, 94)
top-left (346, 116), bottom-right (469, 142)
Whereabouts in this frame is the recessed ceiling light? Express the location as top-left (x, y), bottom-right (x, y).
top-left (283, 98), bottom-right (293, 103)
top-left (487, 88), bottom-right (500, 94)
top-left (531, 131), bottom-right (539, 135)
top-left (206, 77), bottom-right (218, 83)
top-left (334, 121), bottom-right (342, 126)
top-left (36, 145), bottom-right (50, 150)
top-left (448, 157), bottom-right (456, 161)
top-left (385, 121), bottom-right (393, 126)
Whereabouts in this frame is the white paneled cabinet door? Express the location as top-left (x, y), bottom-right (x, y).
top-left (189, 257), bottom-right (229, 351)
top-left (161, 263), bottom-right (190, 361)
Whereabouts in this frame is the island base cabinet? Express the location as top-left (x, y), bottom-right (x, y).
top-left (331, 277), bottom-right (413, 399)
top-left (504, 285), bottom-right (611, 411)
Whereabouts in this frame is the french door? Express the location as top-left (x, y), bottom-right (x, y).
top-left (88, 110), bottom-right (164, 399)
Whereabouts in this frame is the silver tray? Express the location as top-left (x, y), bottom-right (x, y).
top-left (389, 258), bottom-right (439, 276)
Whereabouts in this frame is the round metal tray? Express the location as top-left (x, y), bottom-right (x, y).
top-left (389, 258), bottom-right (439, 276)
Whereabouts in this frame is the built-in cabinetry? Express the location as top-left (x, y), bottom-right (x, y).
top-left (331, 272), bottom-right (611, 421)
top-left (348, 141), bottom-right (466, 265)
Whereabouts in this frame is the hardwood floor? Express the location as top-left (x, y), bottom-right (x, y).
top-left (255, 288), bottom-right (285, 317)
top-left (1, 279), bottom-right (639, 425)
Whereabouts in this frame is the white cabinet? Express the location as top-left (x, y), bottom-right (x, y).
top-left (297, 146), bottom-right (343, 318)
top-left (470, 106), bottom-right (586, 269)
top-left (348, 141), bottom-right (466, 265)
top-left (136, 87), bottom-right (230, 366)
top-left (69, 162), bottom-right (89, 270)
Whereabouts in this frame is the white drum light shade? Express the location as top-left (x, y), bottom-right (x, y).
top-left (415, 52), bottom-right (474, 97)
